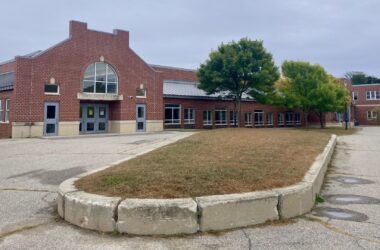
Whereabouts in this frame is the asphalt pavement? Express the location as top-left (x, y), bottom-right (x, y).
top-left (0, 128), bottom-right (379, 250)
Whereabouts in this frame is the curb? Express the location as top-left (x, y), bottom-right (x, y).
top-left (57, 134), bottom-right (337, 235)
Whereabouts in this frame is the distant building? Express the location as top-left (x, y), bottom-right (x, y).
top-left (345, 78), bottom-right (380, 125)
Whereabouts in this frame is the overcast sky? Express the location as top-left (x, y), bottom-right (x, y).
top-left (0, 0), bottom-right (379, 77)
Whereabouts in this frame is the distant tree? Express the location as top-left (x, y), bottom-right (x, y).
top-left (197, 38), bottom-right (279, 127)
top-left (345, 71), bottom-right (380, 85)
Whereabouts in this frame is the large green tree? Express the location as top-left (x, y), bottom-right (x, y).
top-left (312, 76), bottom-right (350, 128)
top-left (276, 61), bottom-right (350, 128)
top-left (197, 38), bottom-right (279, 127)
top-left (276, 61), bottom-right (329, 127)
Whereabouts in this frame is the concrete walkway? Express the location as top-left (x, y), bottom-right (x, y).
top-left (1, 128), bottom-right (380, 249)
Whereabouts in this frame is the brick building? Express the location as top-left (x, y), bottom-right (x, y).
top-left (345, 78), bottom-right (380, 125)
top-left (0, 21), bottom-right (328, 139)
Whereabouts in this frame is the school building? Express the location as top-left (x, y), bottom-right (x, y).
top-left (0, 21), bottom-right (364, 139)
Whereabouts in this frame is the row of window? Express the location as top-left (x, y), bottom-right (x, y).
top-left (164, 104), bottom-right (301, 126)
top-left (0, 99), bottom-right (10, 123)
top-left (351, 91), bottom-right (380, 101)
top-left (366, 91), bottom-right (380, 100)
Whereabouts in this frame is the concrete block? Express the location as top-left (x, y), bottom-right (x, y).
top-left (275, 181), bottom-right (313, 219)
top-left (64, 191), bottom-right (121, 232)
top-left (117, 198), bottom-right (198, 235)
top-left (303, 135), bottom-right (337, 197)
top-left (57, 178), bottom-right (79, 218)
top-left (196, 191), bottom-right (279, 232)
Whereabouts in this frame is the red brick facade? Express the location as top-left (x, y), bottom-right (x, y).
top-left (0, 61), bottom-right (15, 137)
top-left (346, 79), bottom-right (380, 126)
top-left (164, 97), bottom-right (304, 129)
top-left (12, 21), bottom-right (163, 123)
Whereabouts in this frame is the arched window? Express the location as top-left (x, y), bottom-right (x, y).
top-left (83, 62), bottom-right (118, 94)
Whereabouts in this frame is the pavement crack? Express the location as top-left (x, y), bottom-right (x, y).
top-left (0, 221), bottom-right (53, 239)
top-left (356, 240), bottom-right (366, 250)
top-left (303, 216), bottom-right (380, 245)
top-left (0, 188), bottom-right (54, 193)
top-left (241, 229), bottom-right (252, 250)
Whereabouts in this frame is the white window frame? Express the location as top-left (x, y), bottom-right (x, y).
top-left (83, 62), bottom-right (118, 94)
top-left (215, 109), bottom-right (227, 126)
top-left (367, 111), bottom-right (377, 120)
top-left (352, 91), bottom-right (358, 101)
top-left (295, 112), bottom-right (301, 125)
top-left (366, 91), bottom-right (380, 100)
top-left (254, 110), bottom-right (264, 127)
top-left (266, 112), bottom-right (273, 126)
top-left (164, 104), bottom-right (181, 125)
top-left (278, 113), bottom-right (284, 126)
top-left (136, 88), bottom-right (146, 98)
top-left (230, 111), bottom-right (237, 126)
top-left (184, 108), bottom-right (195, 124)
top-left (44, 84), bottom-right (60, 95)
top-left (5, 99), bottom-right (10, 123)
top-left (203, 110), bottom-right (212, 126)
top-left (245, 112), bottom-right (252, 127)
top-left (286, 112), bottom-right (294, 126)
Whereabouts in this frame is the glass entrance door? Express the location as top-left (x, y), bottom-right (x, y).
top-left (80, 103), bottom-right (108, 134)
top-left (44, 102), bottom-right (59, 136)
top-left (136, 104), bottom-right (146, 132)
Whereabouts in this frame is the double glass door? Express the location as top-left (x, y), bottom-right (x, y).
top-left (80, 103), bottom-right (108, 134)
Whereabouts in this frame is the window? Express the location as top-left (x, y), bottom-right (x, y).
top-left (352, 91), bottom-right (358, 101)
top-left (278, 113), bottom-right (284, 126)
top-left (254, 110), bottom-right (264, 126)
top-left (203, 110), bottom-right (212, 126)
top-left (266, 112), bottom-right (273, 126)
top-left (286, 112), bottom-right (294, 126)
top-left (0, 100), bottom-right (2, 122)
top-left (367, 111), bottom-right (378, 120)
top-left (230, 111), bottom-right (237, 126)
top-left (245, 112), bottom-right (252, 127)
top-left (184, 108), bottom-right (195, 124)
top-left (215, 109), bottom-right (227, 125)
top-left (136, 88), bottom-right (146, 98)
top-left (295, 112), bottom-right (301, 125)
top-left (83, 62), bottom-right (118, 94)
top-left (366, 91), bottom-right (380, 100)
top-left (5, 99), bottom-right (10, 122)
top-left (165, 104), bottom-right (181, 124)
top-left (44, 84), bottom-right (59, 94)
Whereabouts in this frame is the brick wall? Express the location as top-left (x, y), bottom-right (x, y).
top-left (347, 79), bottom-right (380, 125)
top-left (12, 21), bottom-right (163, 125)
top-left (0, 62), bottom-right (15, 137)
top-left (163, 97), bottom-right (304, 129)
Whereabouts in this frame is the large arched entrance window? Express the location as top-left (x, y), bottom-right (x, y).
top-left (83, 62), bottom-right (118, 94)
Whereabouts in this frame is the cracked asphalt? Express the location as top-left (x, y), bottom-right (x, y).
top-left (0, 128), bottom-right (379, 250)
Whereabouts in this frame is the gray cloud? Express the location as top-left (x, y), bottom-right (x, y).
top-left (0, 0), bottom-right (379, 77)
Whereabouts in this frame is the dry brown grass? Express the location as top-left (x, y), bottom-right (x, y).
top-left (75, 128), bottom-right (345, 199)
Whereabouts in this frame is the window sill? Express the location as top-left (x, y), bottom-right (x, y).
top-left (77, 92), bottom-right (123, 101)
top-left (45, 92), bottom-right (60, 96)
top-left (136, 96), bottom-right (146, 99)
top-left (0, 121), bottom-right (9, 124)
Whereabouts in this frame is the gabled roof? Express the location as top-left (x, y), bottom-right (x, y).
top-left (163, 80), bottom-right (253, 100)
top-left (0, 72), bottom-right (14, 91)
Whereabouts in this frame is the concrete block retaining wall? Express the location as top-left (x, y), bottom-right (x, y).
top-left (58, 135), bottom-right (337, 235)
